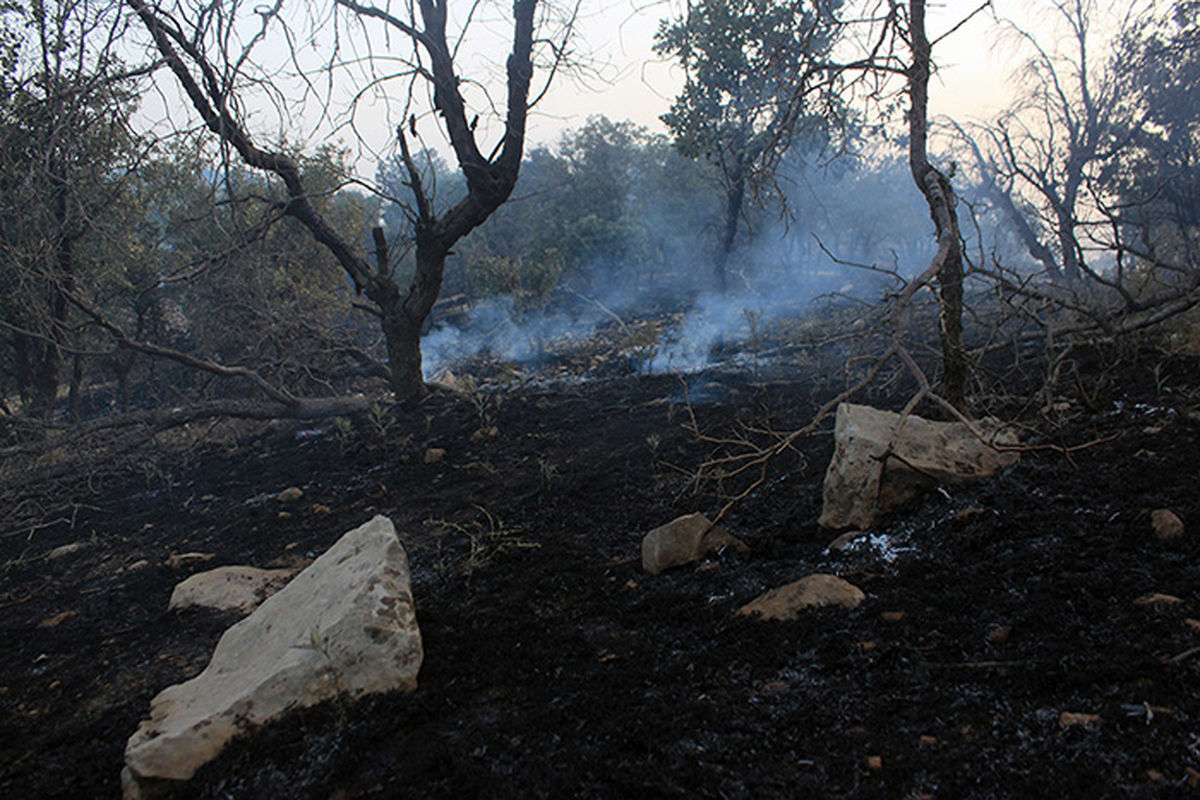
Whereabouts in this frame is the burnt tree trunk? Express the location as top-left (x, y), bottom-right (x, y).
top-left (908, 0), bottom-right (968, 411)
top-left (715, 169), bottom-right (746, 294)
top-left (12, 328), bottom-right (61, 419)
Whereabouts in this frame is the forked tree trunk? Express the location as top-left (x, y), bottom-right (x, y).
top-left (131, 0), bottom-right (538, 408)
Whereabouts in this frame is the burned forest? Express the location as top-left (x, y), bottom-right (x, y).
top-left (2, 0), bottom-right (1200, 798)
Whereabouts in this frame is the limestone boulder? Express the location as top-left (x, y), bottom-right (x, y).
top-left (641, 512), bottom-right (749, 575)
top-left (737, 574), bottom-right (865, 621)
top-left (819, 403), bottom-right (1018, 531)
top-left (168, 566), bottom-right (298, 615)
top-left (123, 516), bottom-right (422, 799)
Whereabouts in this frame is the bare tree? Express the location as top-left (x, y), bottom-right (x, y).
top-left (781, 0), bottom-right (980, 410)
top-left (126, 0), bottom-right (569, 405)
top-left (950, 0), bottom-right (1200, 359)
top-left (963, 0), bottom-right (1130, 284)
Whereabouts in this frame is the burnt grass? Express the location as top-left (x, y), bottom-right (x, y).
top-left (2, 351), bottom-right (1200, 799)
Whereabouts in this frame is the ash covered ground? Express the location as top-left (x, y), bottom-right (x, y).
top-left (2, 342), bottom-right (1200, 799)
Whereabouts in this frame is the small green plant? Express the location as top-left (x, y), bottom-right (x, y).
top-left (426, 506), bottom-right (539, 580)
top-left (367, 401), bottom-right (398, 439)
top-left (332, 416), bottom-right (355, 455)
top-left (1149, 362), bottom-right (1176, 397)
top-left (140, 456), bottom-right (174, 498)
top-left (469, 390), bottom-right (503, 430)
top-left (537, 457), bottom-right (559, 488)
top-left (624, 322), bottom-right (663, 375)
top-left (645, 433), bottom-right (661, 459)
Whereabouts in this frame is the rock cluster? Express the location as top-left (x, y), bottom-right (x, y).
top-left (123, 516), bottom-right (422, 799)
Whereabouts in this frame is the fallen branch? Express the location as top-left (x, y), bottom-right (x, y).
top-left (0, 395), bottom-right (373, 492)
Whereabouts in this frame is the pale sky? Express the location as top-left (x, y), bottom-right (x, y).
top-left (133, 0), bottom-right (1109, 174)
top-left (526, 0), bottom-right (1017, 145)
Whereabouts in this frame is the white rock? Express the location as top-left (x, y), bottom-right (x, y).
top-left (123, 516), bottom-right (422, 798)
top-left (168, 566), bottom-right (298, 615)
top-left (818, 403), bottom-right (1018, 531)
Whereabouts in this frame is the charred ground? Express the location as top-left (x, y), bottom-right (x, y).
top-left (2, 349), bottom-right (1199, 799)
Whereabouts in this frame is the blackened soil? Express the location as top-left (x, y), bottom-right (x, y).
top-left (3, 357), bottom-right (1200, 799)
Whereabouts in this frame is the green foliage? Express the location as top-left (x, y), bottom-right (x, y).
top-left (451, 115), bottom-right (720, 298)
top-left (0, 0), bottom-right (146, 415)
top-left (1112, 1), bottom-right (1200, 234)
top-left (466, 251), bottom-right (563, 309)
top-left (141, 141), bottom-right (372, 393)
top-left (654, 0), bottom-right (842, 170)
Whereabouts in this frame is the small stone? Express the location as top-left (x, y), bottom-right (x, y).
top-left (951, 507), bottom-right (987, 523)
top-left (865, 755), bottom-right (883, 773)
top-left (169, 566), bottom-right (298, 615)
top-left (469, 426), bottom-right (502, 442)
top-left (47, 542), bottom-right (87, 560)
top-left (737, 574), bottom-right (865, 621)
top-left (1186, 767), bottom-right (1200, 789)
top-left (1134, 593), bottom-right (1183, 607)
top-left (165, 552), bottom-right (215, 569)
top-left (641, 513), bottom-right (748, 575)
top-left (987, 625), bottom-right (1013, 644)
top-left (312, 504), bottom-right (331, 515)
top-left (857, 641), bottom-right (877, 651)
top-left (621, 579), bottom-right (638, 592)
top-left (880, 611), bottom-right (905, 622)
top-left (1151, 509), bottom-right (1184, 541)
top-left (919, 735), bottom-right (937, 745)
top-left (127, 560), bottom-right (150, 571)
top-left (826, 530), bottom-right (865, 551)
top-left (424, 448), bottom-right (447, 464)
top-left (1142, 425), bottom-right (1163, 435)
top-left (1059, 711), bottom-right (1101, 728)
top-left (1185, 618), bottom-right (1200, 632)
top-left (38, 610), bottom-right (77, 628)
top-left (1146, 769), bottom-right (1165, 783)
top-left (277, 486), bottom-right (303, 503)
